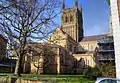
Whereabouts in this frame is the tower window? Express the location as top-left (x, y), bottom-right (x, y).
top-left (65, 16), bottom-right (68, 23)
top-left (70, 15), bottom-right (73, 22)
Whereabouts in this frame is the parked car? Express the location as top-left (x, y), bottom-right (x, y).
top-left (95, 78), bottom-right (120, 83)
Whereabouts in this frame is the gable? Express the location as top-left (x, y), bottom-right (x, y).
top-left (52, 28), bottom-right (67, 39)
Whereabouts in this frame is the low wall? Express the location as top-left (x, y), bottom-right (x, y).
top-left (0, 76), bottom-right (52, 83)
top-left (0, 76), bottom-right (11, 83)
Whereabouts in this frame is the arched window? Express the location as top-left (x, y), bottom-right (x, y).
top-left (69, 44), bottom-right (72, 52)
top-left (79, 58), bottom-right (85, 67)
top-left (74, 47), bottom-right (76, 53)
top-left (70, 15), bottom-right (73, 22)
top-left (65, 16), bottom-right (68, 23)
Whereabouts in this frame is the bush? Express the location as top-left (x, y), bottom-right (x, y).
top-left (101, 63), bottom-right (116, 77)
top-left (83, 66), bottom-right (102, 79)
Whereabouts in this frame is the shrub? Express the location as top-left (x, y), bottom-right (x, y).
top-left (83, 66), bottom-right (102, 79)
top-left (101, 63), bottom-right (116, 77)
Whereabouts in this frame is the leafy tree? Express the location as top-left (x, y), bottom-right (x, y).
top-left (0, 0), bottom-right (61, 76)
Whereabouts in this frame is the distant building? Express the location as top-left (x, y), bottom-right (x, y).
top-left (0, 34), bottom-right (13, 73)
top-left (0, 34), bottom-right (7, 61)
top-left (96, 36), bottom-right (115, 66)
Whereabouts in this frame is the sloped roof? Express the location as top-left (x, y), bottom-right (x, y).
top-left (80, 34), bottom-right (108, 42)
top-left (62, 29), bottom-right (77, 42)
top-left (28, 42), bottom-right (65, 49)
top-left (56, 28), bottom-right (77, 42)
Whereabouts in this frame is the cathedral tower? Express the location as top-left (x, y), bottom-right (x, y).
top-left (61, 0), bottom-right (83, 42)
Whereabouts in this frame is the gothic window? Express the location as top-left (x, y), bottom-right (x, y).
top-left (62, 15), bottom-right (64, 22)
top-left (88, 60), bottom-right (89, 67)
top-left (74, 59), bottom-right (78, 68)
top-left (69, 44), bottom-right (72, 52)
top-left (74, 47), bottom-right (76, 53)
top-left (85, 58), bottom-right (88, 67)
top-left (70, 15), bottom-right (73, 22)
top-left (79, 58), bottom-right (85, 67)
top-left (65, 16), bottom-right (68, 23)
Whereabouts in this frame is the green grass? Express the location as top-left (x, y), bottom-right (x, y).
top-left (0, 73), bottom-right (13, 76)
top-left (0, 73), bottom-right (95, 83)
top-left (23, 76), bottom-right (95, 83)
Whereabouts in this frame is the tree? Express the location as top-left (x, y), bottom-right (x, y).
top-left (25, 43), bottom-right (44, 74)
top-left (25, 43), bottom-right (56, 74)
top-left (83, 65), bottom-right (102, 79)
top-left (0, 0), bottom-right (61, 76)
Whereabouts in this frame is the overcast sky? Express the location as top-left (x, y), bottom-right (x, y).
top-left (56, 0), bottom-right (110, 36)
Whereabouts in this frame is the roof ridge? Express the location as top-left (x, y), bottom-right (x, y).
top-left (80, 34), bottom-right (108, 42)
top-left (84, 34), bottom-right (107, 37)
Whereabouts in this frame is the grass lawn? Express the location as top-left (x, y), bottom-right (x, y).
top-left (0, 73), bottom-right (95, 83)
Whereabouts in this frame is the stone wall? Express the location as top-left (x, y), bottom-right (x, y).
top-left (22, 43), bottom-right (75, 74)
top-left (73, 53), bottom-right (96, 67)
top-left (79, 41), bottom-right (98, 52)
top-left (0, 76), bottom-right (50, 83)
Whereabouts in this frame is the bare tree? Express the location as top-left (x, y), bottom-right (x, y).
top-left (25, 43), bottom-right (44, 74)
top-left (25, 43), bottom-right (56, 74)
top-left (0, 0), bottom-right (61, 76)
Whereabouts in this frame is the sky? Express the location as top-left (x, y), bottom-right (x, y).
top-left (57, 0), bottom-right (110, 36)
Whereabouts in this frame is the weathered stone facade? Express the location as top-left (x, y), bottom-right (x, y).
top-left (22, 43), bottom-right (76, 74)
top-left (49, 28), bottom-right (78, 53)
top-left (73, 53), bottom-right (96, 68)
top-left (48, 0), bottom-right (107, 68)
top-left (0, 34), bottom-right (7, 60)
top-left (49, 0), bottom-right (83, 54)
top-left (22, 0), bottom-right (112, 74)
top-left (61, 2), bottom-right (83, 42)
top-left (78, 34), bottom-right (108, 52)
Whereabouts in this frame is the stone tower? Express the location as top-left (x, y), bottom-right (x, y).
top-left (61, 0), bottom-right (83, 42)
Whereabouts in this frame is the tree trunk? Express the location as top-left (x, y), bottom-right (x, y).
top-left (14, 53), bottom-right (23, 76)
top-left (14, 48), bottom-right (25, 76)
top-left (14, 56), bottom-right (21, 76)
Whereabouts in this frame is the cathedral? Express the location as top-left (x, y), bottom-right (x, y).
top-left (0, 0), bottom-right (116, 75)
top-left (21, 0), bottom-right (114, 74)
top-left (49, 0), bottom-right (114, 67)
top-left (49, 0), bottom-right (83, 53)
